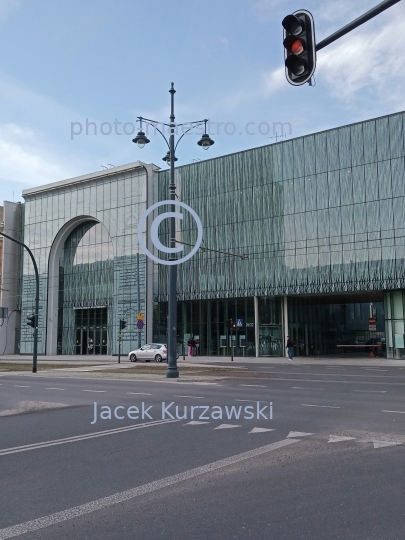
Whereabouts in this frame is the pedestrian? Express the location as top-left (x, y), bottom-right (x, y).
top-left (188, 336), bottom-right (196, 357)
top-left (286, 336), bottom-right (294, 361)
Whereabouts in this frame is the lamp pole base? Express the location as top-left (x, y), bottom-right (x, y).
top-left (166, 367), bottom-right (179, 378)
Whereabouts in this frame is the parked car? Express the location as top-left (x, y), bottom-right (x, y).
top-left (128, 343), bottom-right (179, 363)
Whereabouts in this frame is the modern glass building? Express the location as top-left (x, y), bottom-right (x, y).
top-left (156, 111), bottom-right (405, 359)
top-left (17, 162), bottom-right (156, 356)
top-left (2, 111), bottom-right (405, 359)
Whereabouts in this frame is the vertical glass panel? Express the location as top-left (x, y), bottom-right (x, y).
top-left (327, 130), bottom-right (339, 171)
top-left (391, 158), bottom-right (405, 198)
top-left (338, 127), bottom-right (351, 169)
top-left (365, 163), bottom-right (379, 202)
top-left (389, 114), bottom-right (404, 159)
top-left (350, 123), bottom-right (364, 166)
top-left (315, 133), bottom-right (327, 174)
top-left (363, 120), bottom-right (377, 164)
top-left (376, 117), bottom-right (390, 163)
top-left (293, 138), bottom-right (305, 179)
top-left (340, 169), bottom-right (353, 206)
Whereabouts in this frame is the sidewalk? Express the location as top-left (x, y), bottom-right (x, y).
top-left (1, 354), bottom-right (405, 368)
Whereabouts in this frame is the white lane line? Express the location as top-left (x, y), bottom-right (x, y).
top-left (82, 390), bottom-right (106, 393)
top-left (362, 368), bottom-right (388, 372)
top-left (354, 390), bottom-right (387, 393)
top-left (249, 427), bottom-right (274, 434)
top-left (0, 439), bottom-right (299, 539)
top-left (373, 441), bottom-right (402, 449)
top-left (326, 367), bottom-right (346, 370)
top-left (174, 395), bottom-right (205, 399)
top-left (235, 399), bottom-right (269, 404)
top-left (382, 410), bottom-right (405, 414)
top-left (183, 421), bottom-right (210, 425)
top-left (0, 419), bottom-right (178, 457)
top-left (126, 392), bottom-right (152, 396)
top-left (239, 384), bottom-right (267, 387)
top-left (14, 385), bottom-right (31, 388)
top-left (46, 388), bottom-right (66, 391)
top-left (301, 404), bottom-right (340, 409)
top-left (328, 436), bottom-right (356, 443)
top-left (214, 424), bottom-right (241, 430)
top-left (292, 387), bottom-right (324, 390)
top-left (287, 431), bottom-right (314, 438)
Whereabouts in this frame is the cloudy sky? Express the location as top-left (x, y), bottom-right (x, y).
top-left (0, 0), bottom-right (404, 203)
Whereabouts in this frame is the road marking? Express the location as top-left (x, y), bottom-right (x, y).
top-left (373, 441), bottom-right (402, 449)
top-left (82, 390), bottom-right (106, 393)
top-left (235, 399), bottom-right (269, 404)
top-left (239, 384), bottom-right (267, 387)
top-left (245, 372), bottom-right (402, 379)
top-left (126, 392), bottom-right (152, 396)
top-left (46, 388), bottom-right (66, 391)
top-left (249, 427), bottom-right (274, 434)
top-left (362, 368), bottom-right (388, 372)
top-left (174, 395), bottom-right (205, 399)
top-left (292, 387), bottom-right (324, 390)
top-left (326, 367), bottom-right (345, 370)
top-left (214, 424), bottom-right (241, 430)
top-left (183, 421), bottom-right (210, 425)
top-left (301, 404), bottom-right (340, 409)
top-left (14, 386), bottom-right (31, 388)
top-left (0, 419), bottom-right (178, 458)
top-left (0, 438), bottom-right (299, 539)
top-left (354, 390), bottom-right (386, 393)
top-left (328, 436), bottom-right (356, 443)
top-left (286, 431), bottom-right (314, 438)
top-left (382, 410), bottom-right (405, 414)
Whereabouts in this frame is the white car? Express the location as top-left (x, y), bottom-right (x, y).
top-left (128, 343), bottom-right (179, 363)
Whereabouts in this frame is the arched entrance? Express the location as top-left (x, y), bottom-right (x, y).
top-left (46, 217), bottom-right (114, 355)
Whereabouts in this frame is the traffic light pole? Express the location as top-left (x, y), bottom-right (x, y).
top-left (0, 232), bottom-right (39, 373)
top-left (118, 321), bottom-right (122, 364)
top-left (316, 0), bottom-right (401, 51)
top-left (230, 326), bottom-right (234, 362)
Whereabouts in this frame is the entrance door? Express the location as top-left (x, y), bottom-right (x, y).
top-left (75, 308), bottom-right (109, 355)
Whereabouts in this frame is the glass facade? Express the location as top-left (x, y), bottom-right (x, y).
top-left (158, 112), bottom-right (405, 300)
top-left (20, 165), bottom-right (150, 355)
top-left (156, 111), bottom-right (405, 358)
top-left (57, 222), bottom-right (114, 354)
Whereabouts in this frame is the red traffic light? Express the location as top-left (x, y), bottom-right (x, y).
top-left (282, 10), bottom-right (316, 86)
top-left (283, 35), bottom-right (305, 55)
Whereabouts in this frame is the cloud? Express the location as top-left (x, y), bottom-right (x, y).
top-left (317, 6), bottom-right (405, 109)
top-left (0, 0), bottom-right (19, 19)
top-left (0, 124), bottom-right (78, 193)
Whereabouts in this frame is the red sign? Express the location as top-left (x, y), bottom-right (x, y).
top-left (369, 318), bottom-right (376, 332)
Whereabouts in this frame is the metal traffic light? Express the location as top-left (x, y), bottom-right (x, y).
top-left (231, 322), bottom-right (237, 330)
top-left (282, 10), bottom-right (316, 86)
top-left (119, 319), bottom-right (127, 330)
top-left (226, 319), bottom-right (232, 329)
top-left (27, 314), bottom-right (36, 328)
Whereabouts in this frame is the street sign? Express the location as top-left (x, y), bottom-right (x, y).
top-left (236, 318), bottom-right (244, 328)
top-left (137, 312), bottom-right (144, 321)
top-left (137, 320), bottom-right (144, 330)
top-left (369, 318), bottom-right (376, 332)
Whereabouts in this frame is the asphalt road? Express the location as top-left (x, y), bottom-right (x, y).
top-left (0, 363), bottom-right (404, 539)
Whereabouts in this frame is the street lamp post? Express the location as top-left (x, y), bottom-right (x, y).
top-left (133, 83), bottom-right (214, 378)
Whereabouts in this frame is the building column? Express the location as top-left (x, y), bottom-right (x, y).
top-left (283, 296), bottom-right (289, 358)
top-left (254, 296), bottom-right (259, 358)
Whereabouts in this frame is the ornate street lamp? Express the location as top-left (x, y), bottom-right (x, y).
top-left (133, 83), bottom-right (214, 378)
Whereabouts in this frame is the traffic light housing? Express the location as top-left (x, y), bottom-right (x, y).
top-left (226, 319), bottom-right (232, 329)
top-left (27, 314), bottom-right (36, 328)
top-left (231, 322), bottom-right (237, 330)
top-left (119, 319), bottom-right (127, 330)
top-left (282, 10), bottom-right (316, 86)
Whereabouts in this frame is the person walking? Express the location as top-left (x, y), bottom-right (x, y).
top-left (286, 336), bottom-right (294, 361)
top-left (187, 336), bottom-right (196, 357)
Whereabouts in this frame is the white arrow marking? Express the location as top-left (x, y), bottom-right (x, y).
top-left (183, 421), bottom-right (210, 426)
top-left (249, 428), bottom-right (275, 434)
top-left (214, 424), bottom-right (241, 430)
top-left (373, 441), bottom-right (402, 449)
top-left (328, 436), bottom-right (356, 443)
top-left (286, 431), bottom-right (314, 438)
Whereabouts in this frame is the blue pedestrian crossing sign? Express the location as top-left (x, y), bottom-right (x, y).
top-left (236, 318), bottom-right (244, 328)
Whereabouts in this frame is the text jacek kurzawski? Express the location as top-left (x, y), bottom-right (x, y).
top-left (91, 402), bottom-right (273, 424)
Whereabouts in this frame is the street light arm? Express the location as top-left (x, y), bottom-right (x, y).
top-left (137, 117), bottom-right (170, 149)
top-left (174, 121), bottom-right (207, 152)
